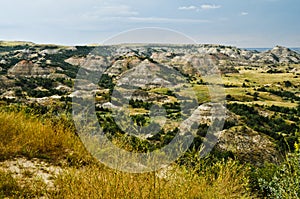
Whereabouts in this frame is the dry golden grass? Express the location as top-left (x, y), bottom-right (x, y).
top-left (0, 169), bottom-right (48, 198)
top-left (0, 41), bottom-right (35, 46)
top-left (0, 109), bottom-right (91, 165)
top-left (51, 159), bottom-right (252, 199)
top-left (223, 70), bottom-right (299, 86)
top-left (0, 109), bottom-right (254, 198)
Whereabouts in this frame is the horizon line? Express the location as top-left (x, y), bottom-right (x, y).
top-left (1, 40), bottom-right (300, 49)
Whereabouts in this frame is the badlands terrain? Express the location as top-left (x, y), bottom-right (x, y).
top-left (0, 41), bottom-right (299, 198)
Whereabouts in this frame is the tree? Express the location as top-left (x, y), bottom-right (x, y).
top-left (253, 92), bottom-right (259, 101)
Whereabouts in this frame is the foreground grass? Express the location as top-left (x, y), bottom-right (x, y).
top-left (0, 108), bottom-right (255, 198)
top-left (0, 169), bottom-right (47, 198)
top-left (0, 160), bottom-right (252, 199)
top-left (0, 108), bottom-right (90, 165)
top-left (51, 159), bottom-right (251, 199)
top-left (1, 107), bottom-right (299, 198)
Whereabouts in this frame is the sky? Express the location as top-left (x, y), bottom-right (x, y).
top-left (0, 0), bottom-right (299, 48)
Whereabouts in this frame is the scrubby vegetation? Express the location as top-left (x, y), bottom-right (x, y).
top-left (255, 152), bottom-right (300, 198)
top-left (0, 107), bottom-right (253, 198)
top-left (228, 103), bottom-right (300, 152)
top-left (0, 106), bottom-right (299, 198)
top-left (0, 106), bottom-right (89, 165)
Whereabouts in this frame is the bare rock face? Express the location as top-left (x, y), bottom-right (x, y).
top-left (181, 103), bottom-right (227, 126)
top-left (1, 90), bottom-right (16, 99)
top-left (217, 126), bottom-right (281, 166)
top-left (0, 59), bottom-right (8, 65)
top-left (65, 57), bottom-right (86, 66)
top-left (116, 59), bottom-right (185, 89)
top-left (106, 57), bottom-right (142, 76)
top-left (0, 76), bottom-right (15, 92)
top-left (8, 60), bottom-right (51, 76)
top-left (79, 55), bottom-right (110, 72)
top-left (260, 46), bottom-right (300, 64)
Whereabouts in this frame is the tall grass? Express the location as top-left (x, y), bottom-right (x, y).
top-left (0, 108), bottom-right (254, 198)
top-left (0, 108), bottom-right (91, 165)
top-left (51, 159), bottom-right (252, 199)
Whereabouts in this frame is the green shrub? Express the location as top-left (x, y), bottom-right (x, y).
top-left (257, 152), bottom-right (300, 198)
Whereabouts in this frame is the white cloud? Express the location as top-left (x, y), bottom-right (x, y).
top-left (82, 5), bottom-right (139, 19)
top-left (81, 16), bottom-right (210, 24)
top-left (127, 17), bottom-right (210, 23)
top-left (241, 12), bottom-right (249, 16)
top-left (200, 4), bottom-right (221, 10)
top-left (178, 6), bottom-right (197, 10)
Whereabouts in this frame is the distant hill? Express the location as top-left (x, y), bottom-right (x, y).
top-left (0, 40), bottom-right (36, 46)
top-left (245, 47), bottom-right (300, 53)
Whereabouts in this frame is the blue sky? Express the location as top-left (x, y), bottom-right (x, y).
top-left (0, 0), bottom-right (299, 47)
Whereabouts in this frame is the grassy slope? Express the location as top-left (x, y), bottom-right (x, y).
top-left (223, 69), bottom-right (299, 108)
top-left (0, 109), bottom-right (253, 198)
